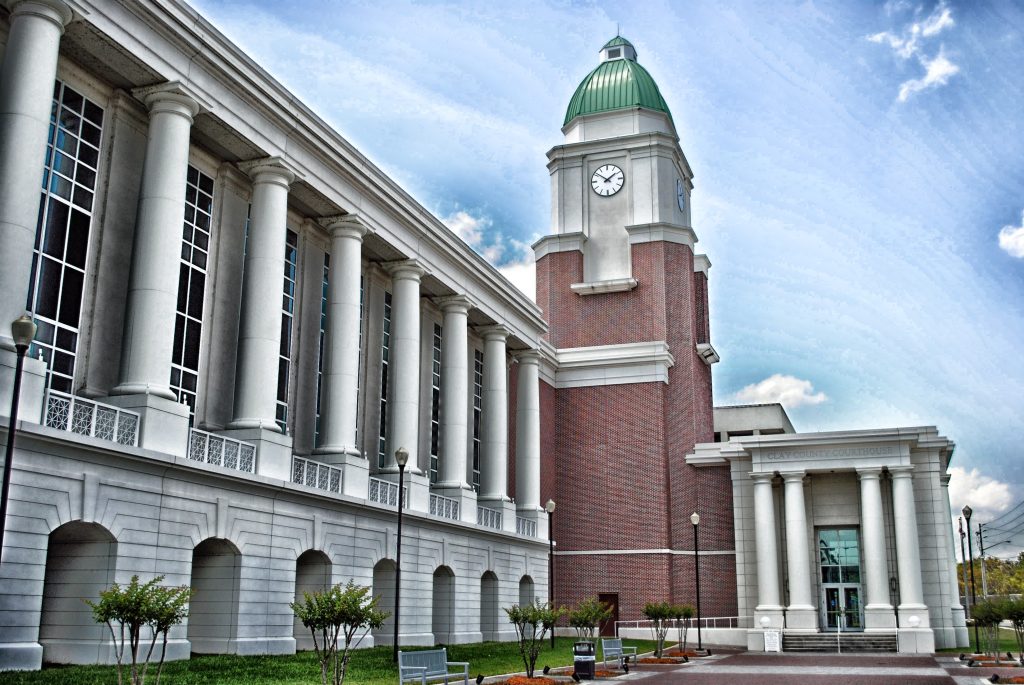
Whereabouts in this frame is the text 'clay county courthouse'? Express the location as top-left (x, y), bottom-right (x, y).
top-left (0, 0), bottom-right (968, 670)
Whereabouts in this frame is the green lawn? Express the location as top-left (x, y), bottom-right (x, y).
top-left (0, 637), bottom-right (660, 685)
top-left (938, 627), bottom-right (1023, 657)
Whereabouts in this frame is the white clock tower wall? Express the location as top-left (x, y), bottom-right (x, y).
top-left (584, 155), bottom-right (631, 282)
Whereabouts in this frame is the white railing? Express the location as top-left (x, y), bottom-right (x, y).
top-left (292, 456), bottom-right (342, 493)
top-left (44, 389), bottom-right (139, 446)
top-left (187, 428), bottom-right (256, 473)
top-left (614, 616), bottom-right (749, 635)
top-left (368, 477), bottom-right (407, 508)
top-left (516, 516), bottom-right (538, 537)
top-left (430, 493), bottom-right (460, 521)
top-left (477, 506), bottom-right (502, 529)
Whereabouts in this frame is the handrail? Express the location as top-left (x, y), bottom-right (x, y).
top-left (44, 389), bottom-right (139, 446)
top-left (292, 455), bottom-right (342, 493)
top-left (187, 427), bottom-right (256, 473)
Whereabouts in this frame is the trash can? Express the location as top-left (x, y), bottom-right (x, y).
top-left (573, 641), bottom-right (596, 680)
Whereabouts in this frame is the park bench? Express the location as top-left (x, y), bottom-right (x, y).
top-left (600, 637), bottom-right (637, 668)
top-left (398, 647), bottom-right (469, 685)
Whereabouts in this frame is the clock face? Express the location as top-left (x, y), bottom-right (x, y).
top-left (591, 164), bottom-right (624, 197)
top-left (677, 178), bottom-right (686, 211)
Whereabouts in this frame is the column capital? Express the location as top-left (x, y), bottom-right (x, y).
top-left (384, 259), bottom-right (426, 282)
top-left (780, 470), bottom-right (806, 484)
top-left (477, 324), bottom-right (511, 342)
top-left (7, 0), bottom-right (73, 31)
top-left (750, 472), bottom-right (774, 484)
top-left (856, 466), bottom-right (884, 480)
top-left (435, 294), bottom-right (474, 314)
top-left (513, 348), bottom-right (542, 364)
top-left (132, 81), bottom-right (207, 119)
top-left (322, 214), bottom-right (369, 240)
top-left (238, 156), bottom-right (299, 187)
top-left (888, 465), bottom-right (914, 480)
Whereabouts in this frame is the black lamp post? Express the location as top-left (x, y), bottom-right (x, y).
top-left (691, 511), bottom-right (702, 651)
top-left (392, 447), bottom-right (409, 663)
top-left (963, 505), bottom-right (979, 654)
top-left (1, 315), bottom-right (37, 565)
top-left (958, 517), bottom-right (969, 614)
top-left (545, 498), bottom-right (556, 648)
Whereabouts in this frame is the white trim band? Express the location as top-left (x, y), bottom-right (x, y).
top-left (554, 341), bottom-right (674, 388)
top-left (554, 548), bottom-right (736, 556)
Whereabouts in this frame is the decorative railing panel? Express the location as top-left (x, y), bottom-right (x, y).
top-left (516, 516), bottom-right (538, 538)
top-left (477, 506), bottom-right (502, 529)
top-left (430, 493), bottom-right (460, 521)
top-left (368, 477), bottom-right (407, 508)
top-left (187, 428), bottom-right (256, 473)
top-left (44, 390), bottom-right (139, 446)
top-left (291, 456), bottom-right (342, 493)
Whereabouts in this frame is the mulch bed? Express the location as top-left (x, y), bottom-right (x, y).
top-left (638, 657), bottom-right (687, 664)
top-left (500, 678), bottom-right (560, 685)
top-left (990, 678), bottom-right (1024, 684)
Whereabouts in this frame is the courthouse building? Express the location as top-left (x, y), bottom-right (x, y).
top-left (0, 0), bottom-right (966, 671)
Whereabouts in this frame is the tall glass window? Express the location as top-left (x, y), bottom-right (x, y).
top-left (429, 323), bottom-right (442, 483)
top-left (27, 81), bottom-right (104, 393)
top-left (314, 253), bottom-right (329, 446)
top-left (170, 165), bottom-right (214, 417)
top-left (472, 349), bottom-right (483, 490)
top-left (377, 291), bottom-right (392, 468)
top-left (277, 229), bottom-right (298, 432)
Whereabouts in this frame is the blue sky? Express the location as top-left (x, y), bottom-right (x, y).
top-left (191, 0), bottom-right (1024, 550)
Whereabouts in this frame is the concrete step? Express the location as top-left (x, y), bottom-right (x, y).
top-left (782, 632), bottom-right (898, 653)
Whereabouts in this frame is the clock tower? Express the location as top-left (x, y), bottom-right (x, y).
top-left (534, 37), bottom-right (734, 625)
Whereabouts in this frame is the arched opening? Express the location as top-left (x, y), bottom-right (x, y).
top-left (187, 538), bottom-right (241, 654)
top-left (40, 521), bottom-right (118, 664)
top-left (480, 571), bottom-right (499, 641)
top-left (372, 559), bottom-right (397, 646)
top-left (294, 550), bottom-right (332, 649)
top-left (519, 575), bottom-right (535, 608)
top-left (432, 566), bottom-right (455, 644)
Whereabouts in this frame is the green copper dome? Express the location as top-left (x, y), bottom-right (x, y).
top-left (564, 37), bottom-right (672, 126)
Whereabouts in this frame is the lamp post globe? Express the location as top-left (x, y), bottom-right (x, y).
top-left (962, 505), bottom-right (979, 654)
top-left (1, 315), bottom-right (37, 565)
top-left (545, 499), bottom-right (556, 647)
top-left (691, 511), bottom-right (702, 650)
top-left (392, 447), bottom-right (409, 663)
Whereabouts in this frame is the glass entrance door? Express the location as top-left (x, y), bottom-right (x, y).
top-left (818, 528), bottom-right (863, 632)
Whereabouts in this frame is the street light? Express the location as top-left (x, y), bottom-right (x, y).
top-left (392, 447), bottom-right (409, 663)
top-left (963, 505), bottom-right (979, 654)
top-left (545, 498), bottom-right (556, 648)
top-left (691, 512), bottom-right (702, 651)
top-left (958, 517), bottom-right (969, 614)
top-left (1, 315), bottom-right (37, 565)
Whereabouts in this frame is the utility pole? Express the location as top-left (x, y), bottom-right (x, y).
top-left (977, 525), bottom-right (988, 599)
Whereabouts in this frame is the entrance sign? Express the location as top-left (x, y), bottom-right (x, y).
top-left (763, 629), bottom-right (781, 652)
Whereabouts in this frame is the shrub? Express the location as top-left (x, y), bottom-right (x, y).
top-left (999, 597), bottom-right (1024, 663)
top-left (504, 600), bottom-right (566, 677)
top-left (643, 602), bottom-right (674, 657)
top-left (568, 597), bottom-right (613, 641)
top-left (87, 575), bottom-right (192, 685)
top-left (972, 600), bottom-right (1004, 661)
top-left (291, 580), bottom-right (389, 685)
top-left (672, 604), bottom-right (695, 652)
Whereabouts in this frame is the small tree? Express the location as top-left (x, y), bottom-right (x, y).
top-left (504, 600), bottom-right (566, 677)
top-left (87, 575), bottom-right (192, 685)
top-left (972, 600), bottom-right (1004, 662)
top-left (672, 604), bottom-right (695, 653)
top-left (291, 580), bottom-right (388, 685)
top-left (568, 597), bottom-right (613, 641)
top-left (1000, 597), bottom-right (1024, 663)
top-left (643, 601), bottom-right (674, 657)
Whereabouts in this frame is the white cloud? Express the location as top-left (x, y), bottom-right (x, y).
top-left (897, 51), bottom-right (960, 102)
top-left (920, 5), bottom-right (955, 37)
top-left (998, 211), bottom-right (1024, 258)
top-left (947, 466), bottom-right (1017, 559)
top-left (734, 374), bottom-right (828, 408)
top-left (498, 259), bottom-right (536, 301)
top-left (442, 210), bottom-right (487, 247)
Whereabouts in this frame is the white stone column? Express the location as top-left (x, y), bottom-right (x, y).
top-left (514, 350), bottom-right (542, 514)
top-left (435, 296), bottom-right (472, 490)
top-left (113, 84), bottom-right (201, 398)
top-left (316, 216), bottom-right (366, 455)
top-left (479, 325), bottom-right (510, 502)
top-left (781, 471), bottom-right (815, 629)
top-left (857, 467), bottom-right (895, 630)
top-left (891, 466), bottom-right (931, 633)
top-left (752, 472), bottom-right (783, 626)
top-left (0, 0), bottom-right (72, 350)
top-left (384, 260), bottom-right (424, 472)
top-left (230, 158), bottom-right (295, 431)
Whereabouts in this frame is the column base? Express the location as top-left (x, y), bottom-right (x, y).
top-left (783, 605), bottom-right (817, 630)
top-left (753, 606), bottom-right (785, 632)
top-left (219, 427), bottom-right (293, 481)
top-left (377, 471), bottom-right (430, 513)
top-left (516, 507), bottom-right (547, 538)
top-left (0, 642), bottom-right (42, 671)
top-left (435, 485), bottom-right (478, 524)
top-left (897, 603), bottom-right (930, 628)
top-left (0, 350), bottom-right (46, 425)
top-left (191, 636), bottom-right (295, 656)
top-left (109, 382), bottom-right (176, 401)
top-left (864, 604), bottom-right (897, 630)
top-left (950, 606), bottom-right (969, 648)
top-left (103, 393), bottom-right (190, 457)
top-left (313, 448), bottom-right (369, 499)
top-left (897, 627), bottom-right (935, 653)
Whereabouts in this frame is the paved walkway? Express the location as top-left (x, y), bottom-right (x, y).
top-left (604, 652), bottom-right (997, 684)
